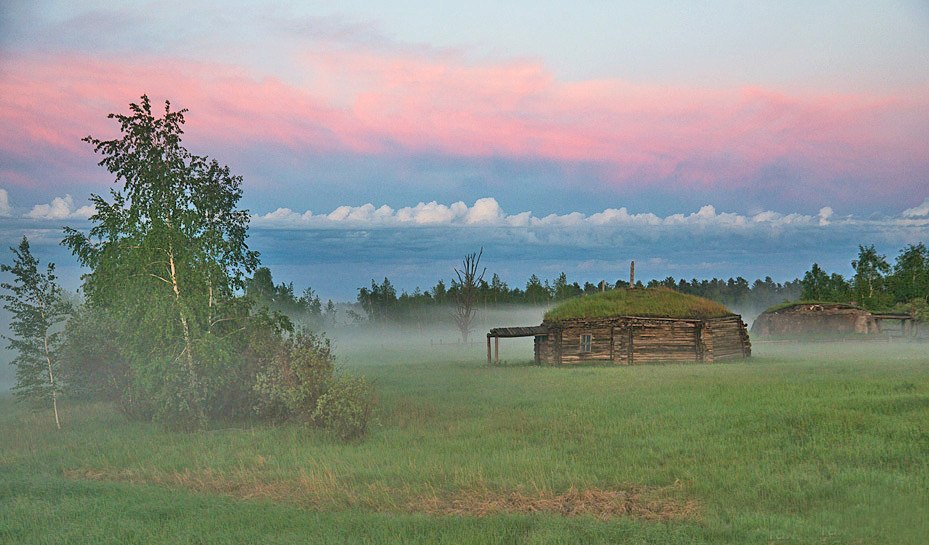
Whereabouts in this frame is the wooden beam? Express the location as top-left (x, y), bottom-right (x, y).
top-left (486, 335), bottom-right (492, 365)
top-left (494, 336), bottom-right (500, 365)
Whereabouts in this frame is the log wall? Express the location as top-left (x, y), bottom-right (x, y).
top-left (702, 316), bottom-right (751, 361)
top-left (537, 315), bottom-right (750, 365)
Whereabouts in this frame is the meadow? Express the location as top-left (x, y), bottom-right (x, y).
top-left (1, 341), bottom-right (927, 544)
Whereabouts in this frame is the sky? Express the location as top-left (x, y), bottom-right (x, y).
top-left (1, 1), bottom-right (928, 299)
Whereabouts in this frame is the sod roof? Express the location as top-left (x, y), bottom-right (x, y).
top-left (544, 288), bottom-right (734, 321)
top-left (759, 301), bottom-right (860, 314)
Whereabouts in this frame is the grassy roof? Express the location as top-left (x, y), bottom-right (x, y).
top-left (544, 288), bottom-right (734, 321)
top-left (760, 301), bottom-right (858, 314)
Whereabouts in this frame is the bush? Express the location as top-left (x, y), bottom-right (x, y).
top-left (253, 329), bottom-right (335, 422)
top-left (59, 306), bottom-right (145, 417)
top-left (312, 374), bottom-right (376, 441)
top-left (59, 301), bottom-right (378, 439)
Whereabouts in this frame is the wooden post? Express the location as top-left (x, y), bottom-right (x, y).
top-left (630, 261), bottom-right (635, 287)
top-left (494, 336), bottom-right (500, 365)
top-left (486, 335), bottom-right (492, 365)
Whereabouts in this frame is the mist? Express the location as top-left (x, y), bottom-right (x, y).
top-left (317, 305), bottom-right (549, 366)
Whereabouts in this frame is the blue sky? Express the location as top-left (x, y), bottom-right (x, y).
top-left (1, 1), bottom-right (928, 299)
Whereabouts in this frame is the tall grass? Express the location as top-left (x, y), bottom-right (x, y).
top-left (2, 342), bottom-right (928, 544)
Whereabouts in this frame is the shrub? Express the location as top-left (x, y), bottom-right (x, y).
top-left (312, 374), bottom-right (376, 441)
top-left (253, 329), bottom-right (335, 422)
top-left (59, 306), bottom-right (148, 418)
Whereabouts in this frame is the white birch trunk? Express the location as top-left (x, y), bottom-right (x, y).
top-left (43, 333), bottom-right (61, 430)
top-left (168, 249), bottom-right (196, 377)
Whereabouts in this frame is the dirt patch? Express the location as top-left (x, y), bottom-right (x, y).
top-left (64, 468), bottom-right (697, 521)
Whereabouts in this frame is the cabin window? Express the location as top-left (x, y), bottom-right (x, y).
top-left (580, 334), bottom-right (592, 353)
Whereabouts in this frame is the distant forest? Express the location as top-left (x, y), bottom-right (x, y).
top-left (248, 268), bottom-right (803, 328)
top-left (250, 243), bottom-right (929, 329)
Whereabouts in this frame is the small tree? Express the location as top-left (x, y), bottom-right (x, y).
top-left (453, 248), bottom-right (486, 343)
top-left (1, 237), bottom-right (72, 429)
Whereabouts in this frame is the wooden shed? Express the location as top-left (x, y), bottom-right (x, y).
top-left (751, 302), bottom-right (877, 337)
top-left (488, 288), bottom-right (751, 365)
top-left (751, 302), bottom-right (921, 339)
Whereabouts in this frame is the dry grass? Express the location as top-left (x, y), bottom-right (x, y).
top-left (63, 467), bottom-right (697, 521)
top-left (414, 484), bottom-right (698, 521)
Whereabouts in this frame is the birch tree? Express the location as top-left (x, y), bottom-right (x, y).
top-left (63, 95), bottom-right (258, 428)
top-left (851, 245), bottom-right (891, 309)
top-left (1, 237), bottom-right (72, 429)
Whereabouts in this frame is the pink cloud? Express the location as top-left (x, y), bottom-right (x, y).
top-left (1, 49), bottom-right (926, 196)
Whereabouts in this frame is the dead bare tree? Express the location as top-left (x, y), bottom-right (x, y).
top-left (454, 248), bottom-right (486, 343)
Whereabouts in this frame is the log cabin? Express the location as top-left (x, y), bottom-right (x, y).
top-left (488, 288), bottom-right (751, 365)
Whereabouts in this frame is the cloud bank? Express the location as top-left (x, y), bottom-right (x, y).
top-left (25, 195), bottom-right (95, 220)
top-left (3, 190), bottom-right (927, 300)
top-left (251, 197), bottom-right (898, 233)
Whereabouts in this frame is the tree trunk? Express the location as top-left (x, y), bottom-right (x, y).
top-left (168, 250), bottom-right (196, 380)
top-left (43, 333), bottom-right (61, 430)
top-left (37, 300), bottom-right (61, 430)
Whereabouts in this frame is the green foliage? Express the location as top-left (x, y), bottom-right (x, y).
top-left (798, 243), bottom-right (928, 314)
top-left (59, 306), bottom-right (136, 410)
top-left (312, 374), bottom-right (376, 441)
top-left (62, 95), bottom-right (259, 428)
top-left (250, 326), bottom-right (376, 440)
top-left (544, 287), bottom-right (732, 321)
top-left (852, 245), bottom-right (892, 309)
top-left (246, 267), bottom-right (324, 329)
top-left (357, 277), bottom-right (398, 322)
top-left (253, 329), bottom-right (335, 422)
top-left (340, 272), bottom-right (801, 329)
top-left (800, 263), bottom-right (851, 301)
top-left (0, 237), bottom-right (72, 427)
top-left (552, 272), bottom-right (582, 301)
top-left (524, 274), bottom-right (548, 304)
top-left (891, 243), bottom-right (929, 304)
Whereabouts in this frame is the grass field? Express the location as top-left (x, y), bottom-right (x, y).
top-left (2, 341), bottom-right (928, 544)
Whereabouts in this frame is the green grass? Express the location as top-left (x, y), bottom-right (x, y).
top-left (544, 288), bottom-right (733, 321)
top-left (2, 342), bottom-right (929, 544)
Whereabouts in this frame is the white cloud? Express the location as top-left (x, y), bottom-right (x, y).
top-left (0, 188), bottom-right (12, 217)
top-left (902, 198), bottom-right (929, 218)
top-left (251, 196), bottom-right (851, 232)
top-left (465, 197), bottom-right (504, 224)
top-left (26, 195), bottom-right (94, 220)
top-left (17, 194), bottom-right (927, 246)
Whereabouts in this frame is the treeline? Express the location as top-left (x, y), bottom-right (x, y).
top-left (251, 268), bottom-right (802, 329)
top-left (245, 245), bottom-right (929, 332)
top-left (800, 244), bottom-right (929, 316)
top-left (354, 273), bottom-right (802, 322)
top-left (253, 244), bottom-right (929, 330)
